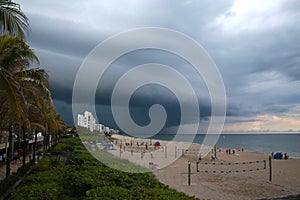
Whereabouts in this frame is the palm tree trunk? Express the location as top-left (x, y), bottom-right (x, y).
top-left (43, 132), bottom-right (49, 151)
top-left (49, 133), bottom-right (52, 148)
top-left (58, 132), bottom-right (61, 143)
top-left (43, 132), bottom-right (46, 151)
top-left (33, 129), bottom-right (37, 163)
top-left (6, 121), bottom-right (13, 179)
top-left (22, 125), bottom-right (26, 166)
top-left (46, 133), bottom-right (49, 150)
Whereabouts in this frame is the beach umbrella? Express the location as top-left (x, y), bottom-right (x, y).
top-left (236, 147), bottom-right (241, 151)
top-left (154, 141), bottom-right (161, 146)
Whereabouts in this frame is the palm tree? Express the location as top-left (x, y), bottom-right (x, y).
top-left (0, 0), bottom-right (66, 174)
top-left (20, 68), bottom-right (56, 166)
top-left (0, 35), bottom-right (41, 178)
top-left (48, 112), bottom-right (66, 146)
top-left (0, 0), bottom-right (30, 38)
top-left (0, 1), bottom-right (65, 176)
top-left (0, 35), bottom-right (38, 122)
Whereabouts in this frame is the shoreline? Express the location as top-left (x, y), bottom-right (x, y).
top-left (110, 133), bottom-right (300, 200)
top-left (119, 133), bottom-right (300, 159)
top-left (113, 133), bottom-right (300, 159)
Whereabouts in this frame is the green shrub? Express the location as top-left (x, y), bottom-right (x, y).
top-left (10, 159), bottom-right (64, 200)
top-left (86, 186), bottom-right (133, 200)
top-left (9, 136), bottom-right (197, 200)
top-left (51, 143), bottom-right (69, 154)
top-left (0, 173), bottom-right (19, 196)
top-left (32, 158), bottom-right (51, 171)
top-left (10, 172), bottom-right (63, 200)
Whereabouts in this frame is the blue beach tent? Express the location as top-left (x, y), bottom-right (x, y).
top-left (273, 152), bottom-right (283, 159)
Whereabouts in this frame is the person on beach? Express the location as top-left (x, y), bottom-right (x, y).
top-left (211, 155), bottom-right (216, 161)
top-left (20, 148), bottom-right (24, 164)
top-left (13, 150), bottom-right (18, 163)
top-left (198, 153), bottom-right (202, 161)
top-left (150, 152), bottom-right (153, 159)
top-left (20, 148), bottom-right (24, 157)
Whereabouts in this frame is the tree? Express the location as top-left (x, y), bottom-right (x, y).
top-left (0, 0), bottom-right (30, 38)
top-left (0, 35), bottom-right (48, 177)
top-left (0, 1), bottom-right (65, 177)
top-left (20, 68), bottom-right (55, 166)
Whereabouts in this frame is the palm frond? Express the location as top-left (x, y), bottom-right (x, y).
top-left (0, 0), bottom-right (30, 38)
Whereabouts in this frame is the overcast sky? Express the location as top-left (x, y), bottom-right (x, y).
top-left (16, 0), bottom-right (300, 132)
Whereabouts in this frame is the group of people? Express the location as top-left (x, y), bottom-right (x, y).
top-left (116, 139), bottom-right (156, 160)
top-left (271, 152), bottom-right (289, 159)
top-left (12, 149), bottom-right (24, 163)
top-left (197, 153), bottom-right (216, 161)
top-left (225, 148), bottom-right (243, 155)
top-left (140, 150), bottom-right (154, 160)
top-left (117, 139), bottom-right (159, 154)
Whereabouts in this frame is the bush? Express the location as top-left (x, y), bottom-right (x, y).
top-left (86, 186), bottom-right (133, 200)
top-left (10, 159), bottom-right (64, 200)
top-left (9, 136), bottom-right (198, 200)
top-left (16, 162), bottom-right (31, 176)
top-left (10, 171), bottom-right (63, 200)
top-left (51, 143), bottom-right (69, 154)
top-left (0, 173), bottom-right (19, 196)
top-left (0, 162), bottom-right (33, 197)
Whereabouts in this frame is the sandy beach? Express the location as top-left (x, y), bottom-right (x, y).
top-left (110, 134), bottom-right (300, 200)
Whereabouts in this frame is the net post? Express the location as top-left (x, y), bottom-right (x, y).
top-left (165, 146), bottom-right (167, 158)
top-left (214, 145), bottom-right (217, 159)
top-left (269, 155), bottom-right (272, 181)
top-left (188, 160), bottom-right (191, 186)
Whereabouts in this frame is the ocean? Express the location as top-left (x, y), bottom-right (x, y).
top-left (149, 133), bottom-right (300, 158)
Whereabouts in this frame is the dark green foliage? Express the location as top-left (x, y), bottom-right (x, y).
top-left (86, 186), bottom-right (133, 199)
top-left (0, 162), bottom-right (33, 196)
top-left (9, 136), bottom-right (197, 200)
top-left (0, 173), bottom-right (19, 196)
top-left (51, 143), bottom-right (71, 155)
top-left (10, 171), bottom-right (63, 200)
top-left (31, 157), bottom-right (61, 171)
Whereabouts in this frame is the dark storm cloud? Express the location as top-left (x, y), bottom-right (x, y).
top-left (27, 13), bottom-right (110, 59)
top-left (16, 0), bottom-right (300, 129)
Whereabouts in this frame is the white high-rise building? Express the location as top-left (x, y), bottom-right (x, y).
top-left (77, 111), bottom-right (96, 132)
top-left (77, 114), bottom-right (86, 127)
top-left (77, 111), bottom-right (118, 133)
top-left (85, 111), bottom-right (96, 132)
